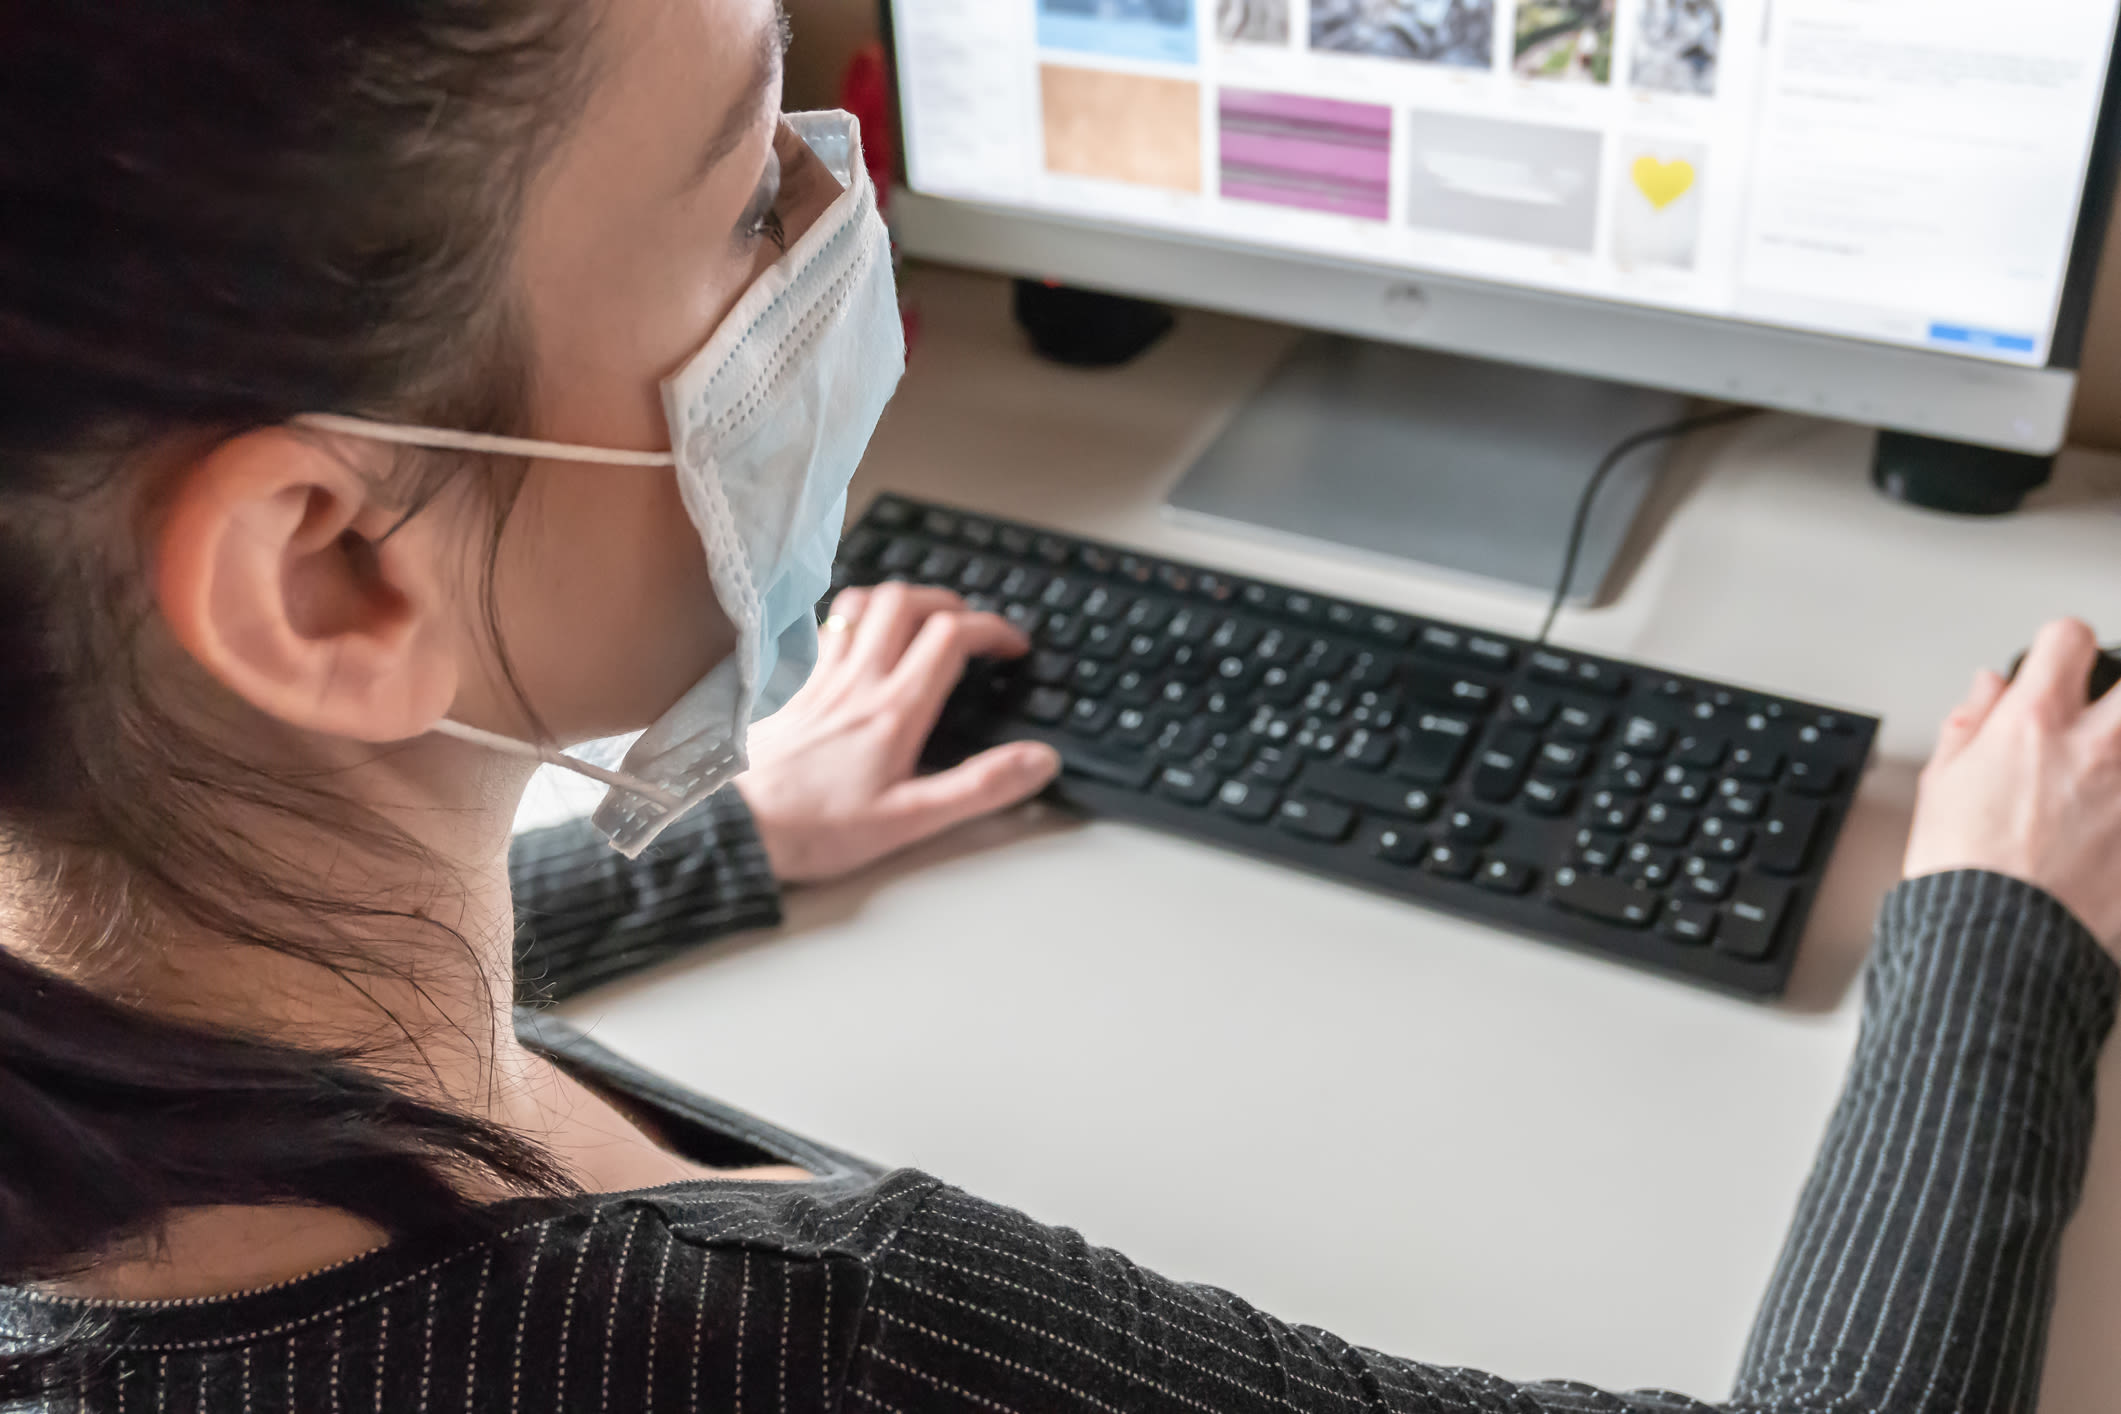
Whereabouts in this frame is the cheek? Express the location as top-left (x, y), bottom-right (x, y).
top-left (485, 466), bottom-right (737, 743)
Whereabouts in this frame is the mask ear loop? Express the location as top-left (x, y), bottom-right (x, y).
top-left (295, 412), bottom-right (690, 813)
top-left (295, 413), bottom-right (680, 468)
top-left (430, 720), bottom-right (689, 812)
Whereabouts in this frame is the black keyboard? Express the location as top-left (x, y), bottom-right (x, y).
top-left (834, 495), bottom-right (1878, 998)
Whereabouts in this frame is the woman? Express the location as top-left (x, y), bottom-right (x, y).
top-left (2, 1), bottom-right (2117, 1409)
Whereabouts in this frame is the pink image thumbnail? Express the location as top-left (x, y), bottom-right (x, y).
top-left (1219, 88), bottom-right (1392, 222)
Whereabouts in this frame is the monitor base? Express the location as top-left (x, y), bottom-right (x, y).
top-left (1870, 431), bottom-right (2054, 516)
top-left (1166, 334), bottom-right (1694, 604)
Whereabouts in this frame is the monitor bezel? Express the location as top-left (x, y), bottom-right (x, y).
top-left (878, 1), bottom-right (2121, 452)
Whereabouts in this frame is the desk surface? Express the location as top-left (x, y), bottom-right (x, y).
top-left (548, 267), bottom-right (2121, 1406)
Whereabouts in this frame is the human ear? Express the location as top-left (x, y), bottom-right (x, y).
top-left (151, 429), bottom-right (463, 744)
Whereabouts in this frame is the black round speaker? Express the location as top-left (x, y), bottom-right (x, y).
top-left (1013, 279), bottom-right (1176, 367)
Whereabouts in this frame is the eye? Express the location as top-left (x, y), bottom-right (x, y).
top-left (746, 206), bottom-right (788, 252)
top-left (737, 144), bottom-right (785, 250)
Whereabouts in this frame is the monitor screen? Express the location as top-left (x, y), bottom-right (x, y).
top-left (890, 0), bottom-right (2121, 370)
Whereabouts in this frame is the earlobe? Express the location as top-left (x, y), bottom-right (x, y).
top-left (151, 429), bottom-right (462, 744)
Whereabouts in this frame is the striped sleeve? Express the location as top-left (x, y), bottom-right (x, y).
top-left (509, 787), bottom-right (782, 1004)
top-left (1732, 869), bottom-right (2118, 1412)
top-left (842, 870), bottom-right (2118, 1414)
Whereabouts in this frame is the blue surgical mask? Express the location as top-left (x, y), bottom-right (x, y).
top-left (299, 111), bottom-right (904, 856)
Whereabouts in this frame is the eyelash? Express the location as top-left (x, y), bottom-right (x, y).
top-left (747, 206), bottom-right (788, 251)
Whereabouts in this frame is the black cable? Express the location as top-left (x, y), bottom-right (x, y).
top-left (1533, 406), bottom-right (1762, 647)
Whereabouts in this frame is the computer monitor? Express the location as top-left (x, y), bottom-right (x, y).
top-left (882, 0), bottom-right (2121, 591)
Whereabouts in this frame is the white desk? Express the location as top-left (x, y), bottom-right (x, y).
top-left (549, 267), bottom-right (2121, 1407)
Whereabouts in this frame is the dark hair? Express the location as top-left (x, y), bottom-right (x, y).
top-left (0, 0), bottom-right (598, 1389)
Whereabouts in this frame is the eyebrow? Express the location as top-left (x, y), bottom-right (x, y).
top-left (692, 4), bottom-right (791, 184)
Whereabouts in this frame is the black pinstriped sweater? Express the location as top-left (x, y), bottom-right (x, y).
top-left (2, 794), bottom-right (2113, 1413)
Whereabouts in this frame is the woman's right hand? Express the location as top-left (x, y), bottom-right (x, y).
top-left (1904, 617), bottom-right (2121, 948)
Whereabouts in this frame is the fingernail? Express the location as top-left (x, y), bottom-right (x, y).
top-left (1025, 743), bottom-right (1063, 779)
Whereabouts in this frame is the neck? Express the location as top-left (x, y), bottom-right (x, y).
top-left (17, 732), bottom-right (776, 1303)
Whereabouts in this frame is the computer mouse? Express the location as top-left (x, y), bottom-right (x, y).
top-left (2006, 644), bottom-right (2121, 702)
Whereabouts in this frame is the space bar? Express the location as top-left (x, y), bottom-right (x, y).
top-left (993, 724), bottom-right (1155, 791)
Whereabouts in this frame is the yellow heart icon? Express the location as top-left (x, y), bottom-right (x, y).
top-left (1631, 156), bottom-right (1695, 211)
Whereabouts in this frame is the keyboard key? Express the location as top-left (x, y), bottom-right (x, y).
top-left (919, 548), bottom-right (964, 582)
top-left (1477, 858), bottom-right (1536, 896)
top-left (1370, 824), bottom-right (1426, 866)
top-left (1049, 738), bottom-right (1154, 791)
top-left (1549, 867), bottom-right (1657, 927)
top-left (1661, 900), bottom-right (1719, 945)
top-left (1215, 778), bottom-right (1277, 823)
top-left (1281, 592), bottom-right (1324, 623)
top-left (878, 537), bottom-right (926, 574)
top-left (1520, 778), bottom-right (1577, 816)
top-left (1446, 808), bottom-right (1503, 845)
top-left (1555, 704), bottom-right (1612, 741)
top-left (1759, 799), bottom-right (1823, 876)
top-left (1399, 674), bottom-right (1489, 713)
top-left (1682, 858), bottom-right (1736, 901)
top-left (1278, 798), bottom-right (1355, 843)
top-left (1068, 699), bottom-right (1116, 736)
top-left (1715, 780), bottom-right (1770, 820)
top-left (1674, 733), bottom-right (1728, 768)
top-left (1619, 842), bottom-right (1676, 888)
top-left (1572, 660), bottom-right (1629, 697)
top-left (1342, 728), bottom-right (1396, 772)
top-left (1537, 740), bottom-right (1592, 778)
top-left (1698, 815), bottom-right (1753, 861)
top-left (1640, 801), bottom-right (1696, 848)
top-left (1209, 618), bottom-right (1261, 655)
top-left (1247, 746), bottom-right (1301, 786)
top-left (1123, 599), bottom-right (1172, 634)
top-left (1424, 842), bottom-right (1479, 880)
top-left (1023, 687), bottom-right (1070, 725)
top-left (1111, 707), bottom-right (1155, 747)
top-left (1583, 796), bottom-right (1639, 833)
top-left (1507, 688), bottom-right (1558, 727)
top-left (1080, 586), bottom-right (1128, 621)
top-left (1348, 651), bottom-right (1396, 689)
top-left (1528, 650), bottom-right (1576, 686)
top-left (1364, 611), bottom-right (1415, 646)
top-left (1156, 766), bottom-right (1218, 804)
top-left (999, 566), bottom-right (1050, 601)
top-left (1719, 877), bottom-right (1794, 960)
top-left (1573, 829), bottom-right (1626, 872)
top-left (1621, 716), bottom-right (1672, 754)
top-left (1298, 763), bottom-right (1441, 820)
top-left (1417, 625), bottom-right (1469, 661)
top-left (1658, 765), bottom-right (1711, 806)
top-left (1165, 608), bottom-right (1213, 643)
top-left (1786, 755), bottom-right (1842, 796)
top-left (1599, 751), bottom-right (1657, 794)
top-left (1729, 745), bottom-right (1783, 782)
top-left (868, 497), bottom-right (912, 528)
top-left (1400, 715), bottom-right (1477, 784)
top-left (1471, 727), bottom-right (1539, 802)
top-left (1467, 636), bottom-right (1515, 670)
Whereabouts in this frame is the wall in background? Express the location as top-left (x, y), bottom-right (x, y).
top-left (785, 0), bottom-right (2120, 451)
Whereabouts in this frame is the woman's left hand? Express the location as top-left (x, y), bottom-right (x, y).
top-left (735, 583), bottom-right (1063, 884)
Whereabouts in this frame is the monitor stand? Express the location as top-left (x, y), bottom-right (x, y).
top-left (1166, 334), bottom-right (1695, 604)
